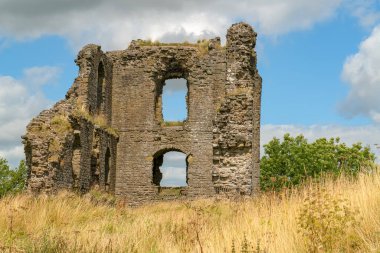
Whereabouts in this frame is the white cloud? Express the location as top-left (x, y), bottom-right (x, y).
top-left (261, 124), bottom-right (380, 159)
top-left (160, 151), bottom-right (187, 186)
top-left (163, 151), bottom-right (186, 161)
top-left (0, 146), bottom-right (24, 167)
top-left (160, 167), bottom-right (187, 187)
top-left (340, 25), bottom-right (380, 122)
top-left (162, 151), bottom-right (187, 169)
top-left (0, 66), bottom-right (58, 167)
top-left (164, 79), bottom-right (187, 94)
top-left (244, 1), bottom-right (341, 35)
top-left (0, 0), bottom-right (342, 50)
top-left (345, 0), bottom-right (380, 27)
top-left (23, 66), bottom-right (61, 87)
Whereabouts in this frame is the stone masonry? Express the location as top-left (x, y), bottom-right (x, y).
top-left (22, 22), bottom-right (262, 205)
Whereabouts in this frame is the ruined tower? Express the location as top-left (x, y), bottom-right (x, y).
top-left (22, 22), bottom-right (262, 205)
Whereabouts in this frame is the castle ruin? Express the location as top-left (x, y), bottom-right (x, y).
top-left (22, 23), bottom-right (262, 205)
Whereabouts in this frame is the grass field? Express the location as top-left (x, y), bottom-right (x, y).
top-left (0, 171), bottom-right (379, 252)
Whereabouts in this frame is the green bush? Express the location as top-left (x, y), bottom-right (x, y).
top-left (260, 134), bottom-right (375, 191)
top-left (0, 158), bottom-right (27, 197)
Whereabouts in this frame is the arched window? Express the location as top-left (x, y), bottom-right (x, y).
top-left (90, 136), bottom-right (100, 188)
top-left (97, 62), bottom-right (105, 114)
top-left (153, 150), bottom-right (188, 187)
top-left (104, 148), bottom-right (111, 190)
top-left (156, 78), bottom-right (188, 125)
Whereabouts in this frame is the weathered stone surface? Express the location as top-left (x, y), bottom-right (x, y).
top-left (23, 22), bottom-right (262, 205)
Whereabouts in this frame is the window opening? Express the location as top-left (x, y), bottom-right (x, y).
top-left (161, 78), bottom-right (188, 125)
top-left (105, 148), bottom-right (111, 191)
top-left (153, 151), bottom-right (188, 187)
top-left (97, 62), bottom-right (105, 114)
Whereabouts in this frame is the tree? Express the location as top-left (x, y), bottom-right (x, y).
top-left (0, 157), bottom-right (27, 197)
top-left (260, 134), bottom-right (376, 191)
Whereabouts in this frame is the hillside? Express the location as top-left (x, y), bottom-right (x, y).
top-left (0, 171), bottom-right (379, 253)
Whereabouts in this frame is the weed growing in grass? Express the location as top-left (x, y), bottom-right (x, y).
top-left (231, 239), bottom-right (236, 253)
top-left (297, 188), bottom-right (360, 252)
top-left (178, 201), bottom-right (213, 252)
top-left (241, 234), bottom-right (256, 253)
top-left (230, 234), bottom-right (266, 253)
top-left (6, 205), bottom-right (15, 252)
top-left (34, 231), bottom-right (68, 253)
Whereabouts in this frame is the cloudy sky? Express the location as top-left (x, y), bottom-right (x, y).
top-left (0, 0), bottom-right (380, 184)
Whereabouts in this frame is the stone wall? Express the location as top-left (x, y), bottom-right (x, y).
top-left (23, 44), bottom-right (118, 194)
top-left (23, 22), bottom-right (262, 205)
top-left (213, 23), bottom-right (262, 195)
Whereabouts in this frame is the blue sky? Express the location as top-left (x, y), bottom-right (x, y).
top-left (162, 79), bottom-right (187, 122)
top-left (1, 1), bottom-right (380, 185)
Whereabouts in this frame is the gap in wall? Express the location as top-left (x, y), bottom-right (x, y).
top-left (162, 78), bottom-right (188, 123)
top-left (155, 151), bottom-right (188, 187)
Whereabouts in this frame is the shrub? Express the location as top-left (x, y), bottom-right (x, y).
top-left (297, 189), bottom-right (360, 252)
top-left (0, 158), bottom-right (27, 197)
top-left (260, 134), bottom-right (375, 191)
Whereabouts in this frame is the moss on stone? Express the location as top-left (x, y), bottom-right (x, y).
top-left (162, 121), bottom-right (184, 127)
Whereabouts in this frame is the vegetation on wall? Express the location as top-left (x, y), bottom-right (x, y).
top-left (50, 114), bottom-right (72, 134)
top-left (73, 106), bottom-right (118, 137)
top-left (135, 39), bottom-right (224, 56)
top-left (260, 134), bottom-right (376, 191)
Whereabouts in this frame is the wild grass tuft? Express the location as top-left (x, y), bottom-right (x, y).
top-left (50, 114), bottom-right (72, 134)
top-left (73, 107), bottom-right (118, 137)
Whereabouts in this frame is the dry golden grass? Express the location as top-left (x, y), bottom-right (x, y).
top-left (50, 115), bottom-right (72, 134)
top-left (0, 171), bottom-right (380, 252)
top-left (73, 107), bottom-right (118, 137)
